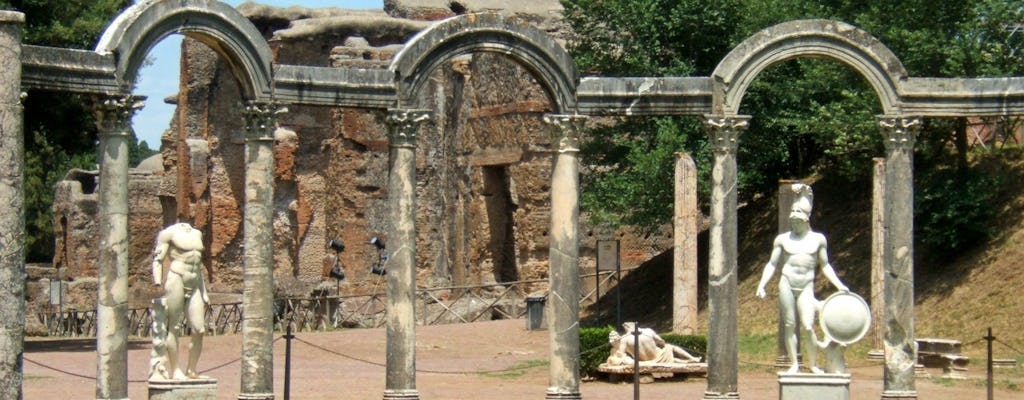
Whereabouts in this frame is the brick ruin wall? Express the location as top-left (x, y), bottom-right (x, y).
top-left (36, 1), bottom-right (671, 326)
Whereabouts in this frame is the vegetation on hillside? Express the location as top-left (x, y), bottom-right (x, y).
top-left (0, 0), bottom-right (159, 261)
top-left (562, 0), bottom-right (1024, 260)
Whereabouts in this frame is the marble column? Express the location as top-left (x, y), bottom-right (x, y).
top-left (239, 101), bottom-right (284, 400)
top-left (93, 94), bottom-right (143, 400)
top-left (673, 152), bottom-right (698, 335)
top-left (383, 109), bottom-right (431, 400)
top-left (878, 116), bottom-right (921, 400)
top-left (542, 114), bottom-right (586, 400)
top-left (702, 115), bottom-right (749, 400)
top-left (869, 158), bottom-right (886, 359)
top-left (0, 11), bottom-right (24, 400)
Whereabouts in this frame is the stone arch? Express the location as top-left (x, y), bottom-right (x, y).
top-left (95, 0), bottom-right (273, 100)
top-left (390, 13), bottom-right (578, 113)
top-left (712, 19), bottom-right (907, 115)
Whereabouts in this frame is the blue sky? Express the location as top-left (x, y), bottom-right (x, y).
top-left (132, 0), bottom-right (383, 147)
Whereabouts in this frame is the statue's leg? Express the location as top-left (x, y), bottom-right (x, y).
top-left (185, 289), bottom-right (206, 378)
top-left (778, 278), bottom-right (798, 373)
top-left (164, 273), bottom-right (186, 379)
top-left (824, 341), bottom-right (846, 373)
top-left (670, 344), bottom-right (700, 362)
top-left (149, 298), bottom-right (170, 380)
top-left (797, 288), bottom-right (821, 373)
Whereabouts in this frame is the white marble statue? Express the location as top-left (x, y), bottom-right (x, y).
top-left (149, 222), bottom-right (209, 380)
top-left (755, 184), bottom-right (849, 374)
top-left (606, 322), bottom-right (701, 366)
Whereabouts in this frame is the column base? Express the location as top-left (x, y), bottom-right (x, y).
top-left (149, 377), bottom-right (217, 400)
top-left (383, 389), bottom-right (420, 400)
top-left (778, 372), bottom-right (849, 400)
top-left (880, 390), bottom-right (917, 400)
top-left (237, 392), bottom-right (273, 400)
top-left (702, 391), bottom-right (740, 399)
top-left (544, 389), bottom-right (582, 399)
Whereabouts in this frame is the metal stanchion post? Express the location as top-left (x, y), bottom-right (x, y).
top-left (284, 322), bottom-right (294, 400)
top-left (633, 323), bottom-right (640, 400)
top-left (986, 327), bottom-right (994, 400)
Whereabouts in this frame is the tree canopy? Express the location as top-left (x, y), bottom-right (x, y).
top-left (563, 0), bottom-right (1023, 255)
top-left (0, 0), bottom-right (152, 262)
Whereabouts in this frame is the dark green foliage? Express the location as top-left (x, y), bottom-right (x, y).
top-left (581, 117), bottom-right (711, 232)
top-left (660, 333), bottom-right (707, 359)
top-left (0, 0), bottom-right (133, 261)
top-left (564, 0), bottom-right (1024, 260)
top-left (578, 326), bottom-right (708, 376)
top-left (915, 167), bottom-right (1000, 260)
top-left (0, 0), bottom-right (129, 49)
top-left (563, 0), bottom-right (742, 232)
top-left (579, 326), bottom-right (613, 377)
top-left (562, 0), bottom-right (743, 77)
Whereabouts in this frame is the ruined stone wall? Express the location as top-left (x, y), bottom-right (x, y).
top-left (153, 2), bottom-right (575, 299)
top-left (46, 1), bottom-right (670, 316)
top-left (49, 164), bottom-right (164, 312)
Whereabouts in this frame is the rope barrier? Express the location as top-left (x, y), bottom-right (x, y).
top-left (963, 337), bottom-right (987, 347)
top-left (291, 336), bottom-right (551, 375)
top-left (23, 357), bottom-right (98, 381)
top-left (24, 336), bottom-right (283, 383)
top-left (994, 338), bottom-right (1024, 356)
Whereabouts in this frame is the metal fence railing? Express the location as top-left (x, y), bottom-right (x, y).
top-left (35, 270), bottom-right (625, 337)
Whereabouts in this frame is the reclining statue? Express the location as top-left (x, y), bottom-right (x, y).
top-left (605, 322), bottom-right (701, 366)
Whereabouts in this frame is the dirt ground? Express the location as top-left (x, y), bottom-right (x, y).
top-left (23, 319), bottom-right (1022, 399)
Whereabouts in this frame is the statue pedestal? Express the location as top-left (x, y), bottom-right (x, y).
top-left (597, 362), bottom-right (708, 383)
top-left (778, 372), bottom-right (849, 400)
top-left (149, 378), bottom-right (217, 400)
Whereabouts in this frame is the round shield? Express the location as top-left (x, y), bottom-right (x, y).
top-left (818, 291), bottom-right (871, 345)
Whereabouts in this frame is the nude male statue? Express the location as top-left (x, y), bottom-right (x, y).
top-left (150, 222), bottom-right (209, 380)
top-left (606, 322), bottom-right (701, 365)
top-left (755, 184), bottom-right (848, 374)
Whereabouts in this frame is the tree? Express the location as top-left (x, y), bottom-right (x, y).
top-left (564, 0), bottom-right (1024, 240)
top-left (0, 0), bottom-right (133, 261)
top-left (562, 0), bottom-right (743, 231)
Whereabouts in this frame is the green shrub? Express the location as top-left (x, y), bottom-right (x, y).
top-left (578, 327), bottom-right (708, 376)
top-left (660, 333), bottom-right (708, 359)
top-left (579, 326), bottom-right (613, 377)
top-left (915, 167), bottom-right (1000, 260)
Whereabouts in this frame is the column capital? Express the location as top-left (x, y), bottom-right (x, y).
top-left (91, 94), bottom-right (144, 136)
top-left (702, 115), bottom-right (750, 155)
top-left (243, 100), bottom-right (287, 141)
top-left (385, 109), bottom-right (431, 148)
top-left (542, 114), bottom-right (587, 153)
top-left (878, 115), bottom-right (921, 153)
top-left (0, 10), bottom-right (24, 24)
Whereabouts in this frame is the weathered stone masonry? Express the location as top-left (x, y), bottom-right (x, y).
top-left (159, 3), bottom-right (574, 301)
top-left (14, 3), bottom-right (1024, 400)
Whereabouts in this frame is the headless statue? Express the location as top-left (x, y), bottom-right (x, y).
top-left (606, 322), bottom-right (701, 366)
top-left (150, 222), bottom-right (209, 380)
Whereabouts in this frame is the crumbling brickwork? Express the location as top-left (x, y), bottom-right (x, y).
top-left (45, 1), bottom-right (669, 316)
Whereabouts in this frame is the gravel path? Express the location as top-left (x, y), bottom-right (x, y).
top-left (23, 319), bottom-right (1019, 399)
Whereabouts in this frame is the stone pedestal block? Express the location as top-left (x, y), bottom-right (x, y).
top-left (778, 373), bottom-right (849, 400)
top-left (149, 378), bottom-right (217, 400)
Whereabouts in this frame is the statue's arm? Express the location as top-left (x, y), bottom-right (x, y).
top-left (152, 228), bottom-right (172, 286)
top-left (198, 267), bottom-right (210, 304)
top-left (650, 330), bottom-right (666, 346)
top-left (756, 236), bottom-right (782, 298)
top-left (817, 235), bottom-right (848, 292)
